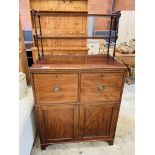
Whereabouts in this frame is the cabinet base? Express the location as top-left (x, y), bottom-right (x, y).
top-left (107, 140), bottom-right (114, 145)
top-left (41, 144), bottom-right (48, 150)
top-left (40, 140), bottom-right (114, 150)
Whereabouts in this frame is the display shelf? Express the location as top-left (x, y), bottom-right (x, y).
top-left (31, 8), bottom-right (121, 62)
top-left (31, 10), bottom-right (118, 17)
top-left (35, 54), bottom-right (124, 65)
top-left (35, 35), bottom-right (116, 39)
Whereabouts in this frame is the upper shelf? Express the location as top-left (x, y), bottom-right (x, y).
top-left (31, 10), bottom-right (120, 17)
top-left (35, 35), bottom-right (116, 39)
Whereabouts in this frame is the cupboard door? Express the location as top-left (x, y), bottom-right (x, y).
top-left (36, 104), bottom-right (78, 144)
top-left (79, 103), bottom-right (120, 141)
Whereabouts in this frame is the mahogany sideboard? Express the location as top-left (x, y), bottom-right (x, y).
top-left (30, 55), bottom-right (127, 150)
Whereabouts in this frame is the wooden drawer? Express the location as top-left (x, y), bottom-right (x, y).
top-left (81, 73), bottom-right (124, 102)
top-left (33, 74), bottom-right (78, 104)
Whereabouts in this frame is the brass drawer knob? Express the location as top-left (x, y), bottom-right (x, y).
top-left (53, 85), bottom-right (61, 93)
top-left (98, 84), bottom-right (105, 92)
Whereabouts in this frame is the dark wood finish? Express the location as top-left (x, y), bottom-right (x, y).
top-left (33, 74), bottom-right (78, 104)
top-left (81, 73), bottom-right (124, 102)
top-left (31, 56), bottom-right (127, 150)
top-left (31, 10), bottom-right (118, 17)
top-left (35, 104), bottom-right (78, 144)
top-left (79, 103), bottom-right (119, 141)
top-left (107, 140), bottom-right (114, 145)
top-left (30, 55), bottom-right (127, 71)
top-left (29, 0), bottom-right (126, 150)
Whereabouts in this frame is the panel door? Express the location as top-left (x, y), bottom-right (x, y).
top-left (36, 104), bottom-right (78, 144)
top-left (79, 103), bottom-right (120, 141)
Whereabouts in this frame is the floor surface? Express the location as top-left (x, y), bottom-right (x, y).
top-left (31, 83), bottom-right (135, 155)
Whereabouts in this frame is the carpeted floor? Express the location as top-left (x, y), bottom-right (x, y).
top-left (31, 84), bottom-right (135, 155)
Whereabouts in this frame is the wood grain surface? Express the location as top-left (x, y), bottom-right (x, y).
top-left (30, 0), bottom-right (88, 12)
top-left (29, 0), bottom-right (127, 150)
top-left (34, 74), bottom-right (78, 104)
top-left (30, 55), bottom-right (127, 149)
top-left (35, 104), bottom-right (78, 144)
top-left (30, 0), bottom-right (88, 59)
top-left (30, 55), bottom-right (127, 73)
top-left (81, 73), bottom-right (124, 102)
top-left (79, 103), bottom-right (119, 141)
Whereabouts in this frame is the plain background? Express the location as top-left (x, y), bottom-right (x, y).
top-left (0, 0), bottom-right (155, 155)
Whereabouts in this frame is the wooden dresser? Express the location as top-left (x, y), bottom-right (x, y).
top-left (30, 55), bottom-right (127, 149)
top-left (29, 0), bottom-right (127, 150)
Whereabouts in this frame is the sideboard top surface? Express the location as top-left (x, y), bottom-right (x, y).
top-left (30, 55), bottom-right (127, 72)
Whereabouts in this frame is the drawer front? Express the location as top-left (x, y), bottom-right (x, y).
top-left (81, 73), bottom-right (124, 102)
top-left (34, 74), bottom-right (78, 103)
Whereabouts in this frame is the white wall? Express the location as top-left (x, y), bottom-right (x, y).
top-left (117, 11), bottom-right (135, 44)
